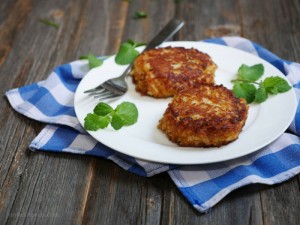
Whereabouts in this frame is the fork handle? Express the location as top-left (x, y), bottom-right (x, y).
top-left (144, 19), bottom-right (185, 51)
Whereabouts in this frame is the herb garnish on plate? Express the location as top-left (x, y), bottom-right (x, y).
top-left (115, 39), bottom-right (146, 65)
top-left (232, 64), bottom-right (291, 103)
top-left (79, 54), bottom-right (103, 69)
top-left (84, 102), bottom-right (138, 131)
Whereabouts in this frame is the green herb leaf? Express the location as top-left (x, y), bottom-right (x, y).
top-left (115, 42), bottom-right (140, 65)
top-left (111, 114), bottom-right (125, 130)
top-left (88, 54), bottom-right (103, 69)
top-left (94, 102), bottom-right (114, 116)
top-left (84, 101), bottom-right (138, 131)
top-left (134, 11), bottom-right (147, 19)
top-left (97, 115), bottom-right (111, 128)
top-left (232, 82), bottom-right (257, 103)
top-left (267, 86), bottom-right (278, 95)
top-left (79, 55), bottom-right (88, 60)
top-left (38, 18), bottom-right (59, 29)
top-left (114, 102), bottom-right (138, 125)
top-left (126, 39), bottom-right (135, 45)
top-left (79, 54), bottom-right (103, 69)
top-left (254, 83), bottom-right (268, 103)
top-left (263, 76), bottom-right (292, 93)
top-left (126, 39), bottom-right (146, 48)
top-left (238, 64), bottom-right (264, 82)
top-left (84, 113), bottom-right (110, 131)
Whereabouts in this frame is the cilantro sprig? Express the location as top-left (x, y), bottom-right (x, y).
top-left (80, 54), bottom-right (103, 69)
top-left (84, 102), bottom-right (138, 131)
top-left (232, 64), bottom-right (291, 104)
top-left (115, 39), bottom-right (146, 65)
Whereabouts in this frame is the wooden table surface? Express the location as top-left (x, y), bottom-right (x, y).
top-left (1, 0), bottom-right (300, 224)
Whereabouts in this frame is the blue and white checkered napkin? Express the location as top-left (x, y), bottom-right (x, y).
top-left (6, 37), bottom-right (300, 213)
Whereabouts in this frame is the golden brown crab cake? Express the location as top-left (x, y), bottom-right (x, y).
top-left (158, 85), bottom-right (249, 147)
top-left (130, 47), bottom-right (217, 98)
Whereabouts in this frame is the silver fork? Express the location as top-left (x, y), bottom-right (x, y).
top-left (84, 19), bottom-right (185, 100)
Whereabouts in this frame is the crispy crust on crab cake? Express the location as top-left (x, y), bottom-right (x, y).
top-left (130, 47), bottom-right (217, 98)
top-left (158, 85), bottom-right (249, 147)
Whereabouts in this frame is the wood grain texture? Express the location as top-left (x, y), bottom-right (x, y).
top-left (240, 0), bottom-right (300, 61)
top-left (175, 0), bottom-right (241, 40)
top-left (0, 0), bottom-right (299, 224)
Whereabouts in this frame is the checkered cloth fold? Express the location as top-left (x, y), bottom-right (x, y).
top-left (6, 37), bottom-right (300, 213)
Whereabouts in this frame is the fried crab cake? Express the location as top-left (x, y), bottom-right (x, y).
top-left (130, 47), bottom-right (217, 98)
top-left (158, 85), bottom-right (249, 147)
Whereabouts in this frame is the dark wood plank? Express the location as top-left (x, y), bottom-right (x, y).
top-left (81, 159), bottom-right (147, 224)
top-left (0, 0), bottom-right (128, 224)
top-left (240, 1), bottom-right (300, 224)
top-left (260, 179), bottom-right (300, 225)
top-left (121, 0), bottom-right (175, 43)
top-left (240, 0), bottom-right (300, 61)
top-left (175, 0), bottom-right (242, 40)
top-left (0, 0), bottom-right (299, 224)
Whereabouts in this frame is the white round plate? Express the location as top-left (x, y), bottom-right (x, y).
top-left (74, 41), bottom-right (297, 165)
